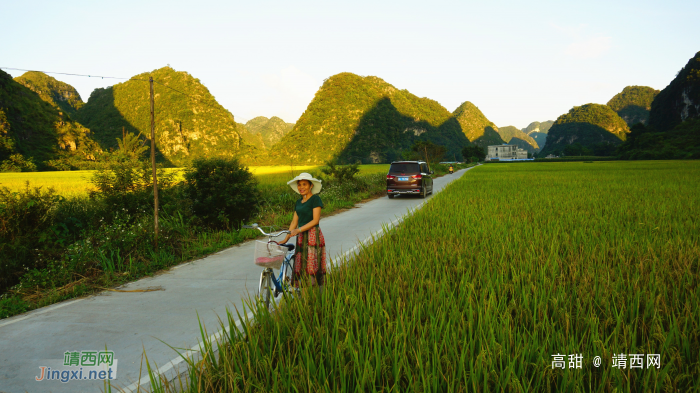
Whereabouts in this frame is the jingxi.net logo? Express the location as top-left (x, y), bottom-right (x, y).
top-left (35, 350), bottom-right (118, 383)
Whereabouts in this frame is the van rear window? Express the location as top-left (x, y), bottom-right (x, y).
top-left (389, 163), bottom-right (420, 173)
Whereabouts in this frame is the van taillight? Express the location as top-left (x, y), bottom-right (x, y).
top-left (387, 175), bottom-right (396, 180)
top-left (412, 174), bottom-right (422, 179)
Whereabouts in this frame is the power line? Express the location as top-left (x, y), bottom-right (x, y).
top-left (1, 66), bottom-right (226, 113)
top-left (0, 67), bottom-right (139, 81)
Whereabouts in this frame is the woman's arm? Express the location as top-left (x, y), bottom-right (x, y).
top-left (292, 207), bottom-right (321, 235)
top-left (281, 212), bottom-right (299, 244)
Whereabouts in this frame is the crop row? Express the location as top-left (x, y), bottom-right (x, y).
top-left (169, 161), bottom-right (699, 392)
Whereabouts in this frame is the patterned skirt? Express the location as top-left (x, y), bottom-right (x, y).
top-left (292, 226), bottom-right (327, 287)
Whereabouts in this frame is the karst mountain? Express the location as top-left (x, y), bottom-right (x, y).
top-left (267, 73), bottom-right (475, 164)
top-left (0, 70), bottom-right (100, 171)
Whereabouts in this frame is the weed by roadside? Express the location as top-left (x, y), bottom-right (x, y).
top-left (0, 163), bottom-right (387, 320)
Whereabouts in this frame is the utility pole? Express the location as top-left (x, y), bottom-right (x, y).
top-left (149, 77), bottom-right (159, 248)
top-left (424, 145), bottom-right (430, 171)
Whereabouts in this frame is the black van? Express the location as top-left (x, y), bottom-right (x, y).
top-left (386, 161), bottom-right (434, 198)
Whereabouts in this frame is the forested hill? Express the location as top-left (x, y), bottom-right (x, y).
top-left (607, 86), bottom-right (659, 126)
top-left (266, 73), bottom-right (470, 165)
top-left (0, 70), bottom-right (99, 171)
top-left (522, 120), bottom-right (553, 149)
top-left (497, 125), bottom-right (539, 152)
top-left (539, 103), bottom-right (629, 156)
top-left (523, 121), bottom-right (553, 135)
top-left (237, 122), bottom-right (264, 149)
top-left (14, 71), bottom-right (85, 117)
top-left (452, 102), bottom-right (505, 148)
top-left (240, 116), bottom-right (294, 149)
top-left (649, 51), bottom-right (700, 132)
top-left (617, 51), bottom-right (700, 160)
top-left (75, 66), bottom-right (242, 166)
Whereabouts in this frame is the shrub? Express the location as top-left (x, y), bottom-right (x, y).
top-left (184, 157), bottom-right (260, 230)
top-left (0, 154), bottom-right (38, 172)
top-left (89, 157), bottom-right (175, 222)
top-left (321, 160), bottom-right (360, 182)
top-left (0, 183), bottom-right (62, 293)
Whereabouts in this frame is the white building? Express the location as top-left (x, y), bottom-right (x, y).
top-left (487, 144), bottom-right (528, 160)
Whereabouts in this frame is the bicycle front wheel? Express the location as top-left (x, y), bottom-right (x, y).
top-left (258, 270), bottom-right (273, 310)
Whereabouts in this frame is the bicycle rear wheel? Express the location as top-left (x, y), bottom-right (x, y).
top-left (258, 270), bottom-right (273, 310)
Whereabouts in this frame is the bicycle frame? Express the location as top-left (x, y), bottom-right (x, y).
top-left (261, 249), bottom-right (295, 295)
top-left (244, 223), bottom-right (299, 300)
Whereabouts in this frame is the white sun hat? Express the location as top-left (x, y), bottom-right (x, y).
top-left (287, 172), bottom-right (323, 195)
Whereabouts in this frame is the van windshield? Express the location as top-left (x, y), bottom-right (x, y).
top-left (389, 163), bottom-right (420, 174)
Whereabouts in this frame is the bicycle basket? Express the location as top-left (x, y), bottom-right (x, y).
top-left (254, 241), bottom-right (287, 269)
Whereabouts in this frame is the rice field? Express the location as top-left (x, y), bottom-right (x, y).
top-left (0, 170), bottom-right (95, 196)
top-left (0, 164), bottom-right (390, 195)
top-left (165, 160), bottom-right (699, 392)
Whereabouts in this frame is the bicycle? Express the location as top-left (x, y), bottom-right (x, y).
top-left (242, 223), bottom-right (299, 310)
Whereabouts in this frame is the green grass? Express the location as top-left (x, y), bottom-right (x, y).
top-left (165, 160), bottom-right (699, 392)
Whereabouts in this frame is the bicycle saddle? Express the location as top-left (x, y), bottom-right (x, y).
top-left (280, 243), bottom-right (295, 251)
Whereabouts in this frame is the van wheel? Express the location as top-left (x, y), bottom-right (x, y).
top-left (388, 194), bottom-right (395, 199)
top-left (420, 186), bottom-right (426, 198)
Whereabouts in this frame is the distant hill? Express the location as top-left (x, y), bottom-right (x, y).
top-left (522, 120), bottom-right (553, 149)
top-left (607, 86), bottom-right (659, 126)
top-left (523, 121), bottom-right (554, 135)
top-left (0, 70), bottom-right (99, 171)
top-left (267, 73), bottom-right (470, 164)
top-left (75, 67), bottom-right (242, 166)
top-left (617, 51), bottom-right (700, 159)
top-left (498, 125), bottom-right (539, 152)
top-left (242, 116), bottom-right (294, 149)
top-left (14, 71), bottom-right (85, 117)
top-left (237, 122), bottom-right (264, 149)
top-left (452, 102), bottom-right (505, 148)
top-left (649, 51), bottom-right (700, 132)
top-left (539, 103), bottom-right (629, 156)
top-left (529, 132), bottom-right (547, 149)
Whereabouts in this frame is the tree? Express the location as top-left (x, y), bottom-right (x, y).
top-left (461, 144), bottom-right (486, 162)
top-left (321, 160), bottom-right (360, 182)
top-left (410, 140), bottom-right (446, 164)
top-left (563, 143), bottom-right (592, 156)
top-left (115, 131), bottom-right (148, 162)
top-left (184, 157), bottom-right (260, 230)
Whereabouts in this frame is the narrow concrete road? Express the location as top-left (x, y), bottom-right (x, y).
top-left (0, 165), bottom-right (479, 393)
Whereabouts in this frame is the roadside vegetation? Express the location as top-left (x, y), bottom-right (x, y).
top-left (0, 154), bottom-right (389, 319)
top-left (160, 161), bottom-right (698, 392)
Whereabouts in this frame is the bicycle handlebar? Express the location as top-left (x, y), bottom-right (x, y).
top-left (242, 223), bottom-right (291, 237)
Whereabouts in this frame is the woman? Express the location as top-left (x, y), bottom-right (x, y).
top-left (280, 173), bottom-right (326, 288)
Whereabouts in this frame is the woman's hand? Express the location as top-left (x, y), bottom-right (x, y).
top-left (283, 212), bottom-right (299, 245)
top-left (291, 228), bottom-right (301, 237)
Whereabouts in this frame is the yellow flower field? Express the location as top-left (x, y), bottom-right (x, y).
top-left (0, 164), bottom-right (390, 196)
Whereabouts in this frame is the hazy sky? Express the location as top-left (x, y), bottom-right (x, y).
top-left (2, 0), bottom-right (698, 129)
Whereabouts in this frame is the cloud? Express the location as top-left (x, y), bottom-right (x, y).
top-left (565, 35), bottom-right (612, 59)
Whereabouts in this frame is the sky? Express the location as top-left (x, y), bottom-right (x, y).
top-left (2, 0), bottom-right (698, 129)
